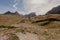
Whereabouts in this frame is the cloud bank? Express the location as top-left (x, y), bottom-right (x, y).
top-left (23, 0), bottom-right (60, 15)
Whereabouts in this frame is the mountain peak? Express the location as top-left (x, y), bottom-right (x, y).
top-left (25, 12), bottom-right (36, 18)
top-left (4, 11), bottom-right (20, 15)
top-left (14, 11), bottom-right (19, 15)
top-left (46, 5), bottom-right (60, 15)
top-left (4, 11), bottom-right (12, 14)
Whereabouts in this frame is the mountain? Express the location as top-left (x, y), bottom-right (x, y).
top-left (14, 11), bottom-right (20, 15)
top-left (46, 5), bottom-right (60, 15)
top-left (25, 12), bottom-right (36, 18)
top-left (4, 11), bottom-right (12, 14)
top-left (4, 11), bottom-right (20, 15)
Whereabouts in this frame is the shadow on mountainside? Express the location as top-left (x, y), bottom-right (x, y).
top-left (32, 18), bottom-right (60, 26)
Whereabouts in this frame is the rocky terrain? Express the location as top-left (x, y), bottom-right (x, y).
top-left (0, 23), bottom-right (60, 40)
top-left (0, 5), bottom-right (60, 40)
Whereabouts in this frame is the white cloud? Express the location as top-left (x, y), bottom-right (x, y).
top-left (18, 11), bottom-right (26, 15)
top-left (31, 0), bottom-right (48, 4)
top-left (13, 0), bottom-right (19, 11)
top-left (13, 3), bottom-right (18, 10)
top-left (12, 0), bottom-right (25, 14)
top-left (23, 0), bottom-right (60, 15)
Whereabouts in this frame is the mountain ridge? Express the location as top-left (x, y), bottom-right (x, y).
top-left (46, 5), bottom-right (60, 14)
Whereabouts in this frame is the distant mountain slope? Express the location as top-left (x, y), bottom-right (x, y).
top-left (4, 11), bottom-right (20, 15)
top-left (46, 5), bottom-right (60, 15)
top-left (25, 12), bottom-right (36, 18)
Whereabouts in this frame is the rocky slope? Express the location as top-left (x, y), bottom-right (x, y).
top-left (0, 10), bottom-right (60, 40)
top-left (31, 14), bottom-right (60, 28)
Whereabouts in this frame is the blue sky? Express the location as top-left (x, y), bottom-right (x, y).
top-left (0, 0), bottom-right (14, 13)
top-left (0, 0), bottom-right (25, 14)
top-left (0, 0), bottom-right (60, 15)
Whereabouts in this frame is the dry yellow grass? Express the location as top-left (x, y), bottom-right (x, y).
top-left (0, 14), bottom-right (27, 25)
top-left (0, 14), bottom-right (60, 40)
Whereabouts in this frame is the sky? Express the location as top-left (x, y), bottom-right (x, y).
top-left (0, 0), bottom-right (60, 15)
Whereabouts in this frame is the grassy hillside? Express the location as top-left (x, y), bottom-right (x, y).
top-left (0, 14), bottom-right (60, 40)
top-left (31, 14), bottom-right (60, 29)
top-left (0, 23), bottom-right (60, 40)
top-left (0, 14), bottom-right (28, 25)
